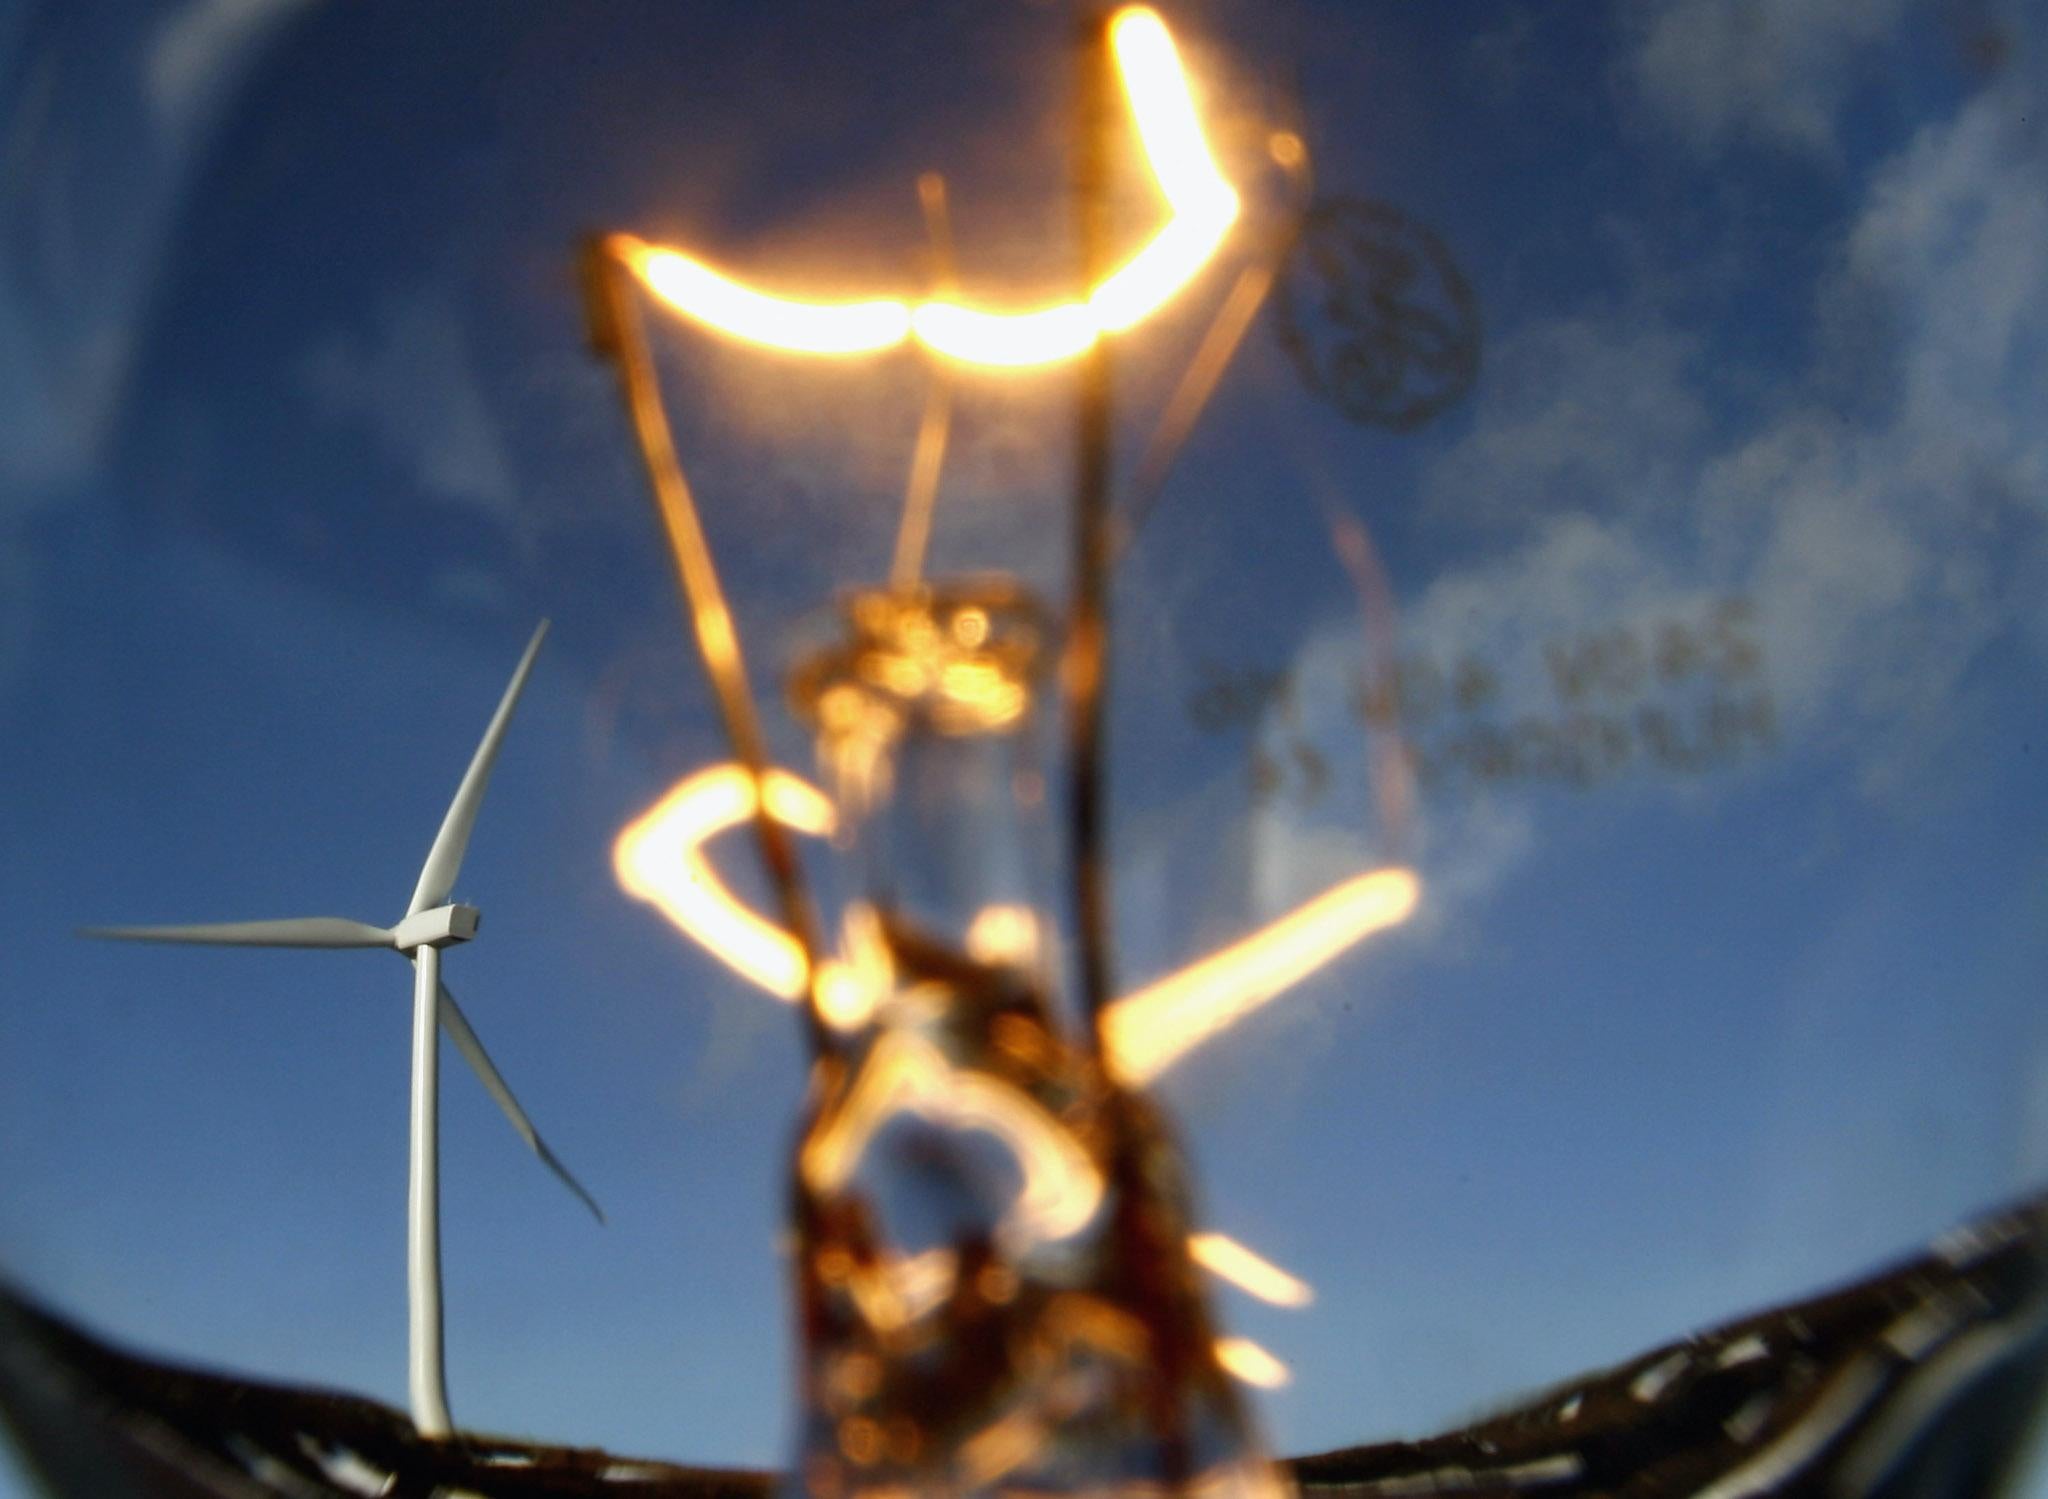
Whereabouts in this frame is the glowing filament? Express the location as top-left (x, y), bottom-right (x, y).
top-left (617, 6), bottom-right (1240, 370)
top-left (909, 301), bottom-right (1100, 370)
top-left (1214, 1337), bottom-right (1292, 1389)
top-left (613, 763), bottom-right (838, 999)
top-left (800, 1030), bottom-right (1106, 1249)
top-left (966, 903), bottom-right (1042, 967)
top-left (632, 249), bottom-right (911, 356)
top-left (617, 764), bottom-right (1420, 1078)
top-left (1101, 868), bottom-right (1421, 1085)
top-left (1190, 1232), bottom-right (1315, 1309)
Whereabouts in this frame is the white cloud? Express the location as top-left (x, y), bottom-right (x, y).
top-left (0, 1), bottom-right (306, 695)
top-left (0, 0), bottom-right (315, 487)
top-left (1621, 0), bottom-right (1913, 158)
top-left (1422, 317), bottom-right (1709, 531)
top-left (301, 289), bottom-right (519, 515)
top-left (1241, 614), bottom-right (1540, 974)
top-left (1846, 88), bottom-right (2048, 444)
top-left (148, 0), bottom-right (318, 150)
top-left (0, 0), bottom-right (313, 487)
top-left (1246, 624), bottom-right (1397, 913)
top-left (1271, 75), bottom-right (2048, 916)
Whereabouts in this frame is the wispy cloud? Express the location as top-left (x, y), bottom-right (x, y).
top-left (1271, 72), bottom-right (2047, 921)
top-left (0, 0), bottom-right (313, 692)
top-left (1619, 0), bottom-right (1914, 158)
top-left (148, 0), bottom-right (317, 150)
top-left (0, 0), bottom-right (316, 488)
top-left (300, 288), bottom-right (519, 516)
top-left (1421, 316), bottom-right (1710, 536)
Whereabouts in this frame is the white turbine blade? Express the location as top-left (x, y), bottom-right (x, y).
top-left (406, 620), bottom-right (549, 917)
top-left (79, 918), bottom-right (394, 948)
top-left (435, 981), bottom-right (604, 1224)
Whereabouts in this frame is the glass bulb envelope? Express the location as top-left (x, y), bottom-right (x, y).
top-left (1, 3), bottom-right (2046, 1496)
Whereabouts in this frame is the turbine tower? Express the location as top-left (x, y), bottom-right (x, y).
top-left (81, 620), bottom-right (600, 1439)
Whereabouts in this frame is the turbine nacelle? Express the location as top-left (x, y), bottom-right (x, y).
top-left (391, 904), bottom-right (481, 952)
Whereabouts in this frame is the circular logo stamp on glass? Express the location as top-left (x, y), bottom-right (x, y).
top-left (1274, 196), bottom-right (1480, 433)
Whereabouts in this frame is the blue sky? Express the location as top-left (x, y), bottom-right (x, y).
top-left (3, 1), bottom-right (2046, 1493)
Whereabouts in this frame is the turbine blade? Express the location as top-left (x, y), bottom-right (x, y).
top-left (407, 620), bottom-right (549, 917)
top-left (79, 918), bottom-right (394, 949)
top-left (435, 981), bottom-right (604, 1224)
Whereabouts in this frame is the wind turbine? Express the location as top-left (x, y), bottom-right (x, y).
top-left (80, 620), bottom-right (600, 1439)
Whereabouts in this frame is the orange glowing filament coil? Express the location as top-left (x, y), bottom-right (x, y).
top-left (615, 763), bottom-right (1420, 1078)
top-left (612, 6), bottom-right (1240, 370)
top-left (1100, 867), bottom-right (1421, 1085)
top-left (615, 765), bottom-right (1345, 1339)
top-left (613, 764), bottom-right (874, 1031)
top-left (1188, 1232), bottom-right (1316, 1309)
top-left (1213, 1336), bottom-right (1293, 1390)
